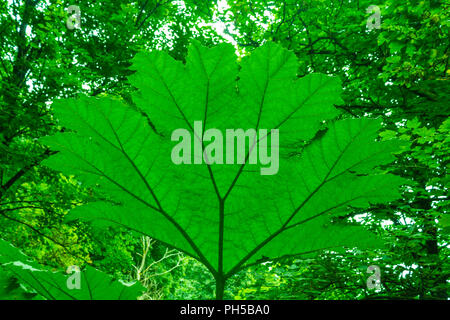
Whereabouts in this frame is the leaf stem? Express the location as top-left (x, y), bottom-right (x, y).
top-left (218, 199), bottom-right (225, 277)
top-left (215, 274), bottom-right (226, 300)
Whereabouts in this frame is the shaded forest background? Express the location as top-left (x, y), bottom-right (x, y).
top-left (0, 0), bottom-right (448, 299)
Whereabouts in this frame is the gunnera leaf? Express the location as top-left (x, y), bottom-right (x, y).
top-left (41, 41), bottom-right (406, 298)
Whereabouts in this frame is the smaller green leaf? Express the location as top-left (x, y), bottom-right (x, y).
top-left (0, 239), bottom-right (144, 300)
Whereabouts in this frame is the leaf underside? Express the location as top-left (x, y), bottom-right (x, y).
top-left (41, 41), bottom-right (405, 278)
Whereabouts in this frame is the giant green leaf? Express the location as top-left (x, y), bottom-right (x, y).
top-left (41, 41), bottom-right (406, 298)
top-left (0, 239), bottom-right (144, 300)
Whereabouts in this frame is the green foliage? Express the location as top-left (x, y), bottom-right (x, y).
top-left (218, 0), bottom-right (449, 300)
top-left (0, 0), bottom-right (448, 301)
top-left (0, 0), bottom-right (220, 300)
top-left (223, 0), bottom-right (449, 122)
top-left (88, 228), bottom-right (138, 278)
top-left (0, 170), bottom-right (93, 268)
